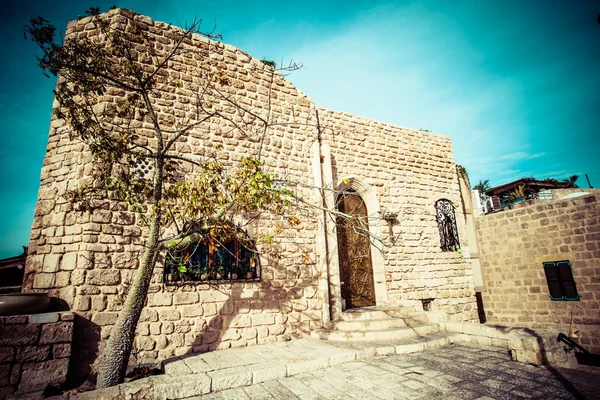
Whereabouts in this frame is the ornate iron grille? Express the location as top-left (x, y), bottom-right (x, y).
top-left (336, 190), bottom-right (376, 308)
top-left (435, 199), bottom-right (460, 252)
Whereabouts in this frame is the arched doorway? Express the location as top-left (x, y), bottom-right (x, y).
top-left (336, 190), bottom-right (376, 308)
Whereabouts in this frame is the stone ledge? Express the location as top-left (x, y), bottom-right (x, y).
top-left (440, 322), bottom-right (579, 369)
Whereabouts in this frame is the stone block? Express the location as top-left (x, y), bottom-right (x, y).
top-left (43, 254), bottom-right (61, 273)
top-left (53, 343), bottom-right (72, 359)
top-left (40, 321), bottom-right (73, 344)
top-left (18, 358), bottom-right (69, 393)
top-left (149, 322), bottom-right (161, 335)
top-left (252, 314), bottom-right (275, 326)
top-left (91, 312), bottom-right (119, 326)
top-left (149, 293), bottom-right (173, 307)
top-left (33, 273), bottom-right (56, 289)
top-left (155, 336), bottom-right (168, 350)
top-left (26, 255), bottom-right (44, 273)
top-left (200, 291), bottom-right (230, 303)
top-left (87, 269), bottom-right (120, 285)
top-left (251, 361), bottom-right (286, 383)
top-left (230, 315), bottom-right (251, 328)
top-left (0, 364), bottom-right (10, 386)
top-left (9, 363), bottom-right (20, 385)
top-left (208, 366), bottom-right (252, 392)
top-left (158, 309), bottom-right (180, 321)
top-left (77, 252), bottom-right (94, 269)
top-left (286, 356), bottom-right (329, 376)
top-left (76, 296), bottom-right (91, 311)
top-left (163, 358), bottom-right (193, 376)
top-left (136, 336), bottom-right (156, 351)
top-left (120, 378), bottom-right (153, 399)
top-left (0, 315), bottom-right (28, 324)
top-left (140, 308), bottom-right (159, 323)
top-left (28, 312), bottom-right (59, 324)
top-left (0, 347), bottom-right (14, 363)
top-left (60, 252), bottom-right (77, 271)
top-left (396, 342), bottom-right (426, 354)
top-left (174, 292), bottom-right (199, 305)
top-left (18, 345), bottom-right (50, 362)
top-left (0, 324), bottom-right (40, 346)
top-left (182, 305), bottom-right (203, 317)
top-left (184, 357), bottom-right (212, 374)
top-left (152, 373), bottom-right (211, 400)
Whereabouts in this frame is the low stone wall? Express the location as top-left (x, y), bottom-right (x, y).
top-left (477, 193), bottom-right (600, 353)
top-left (0, 312), bottom-right (74, 399)
top-left (441, 322), bottom-right (578, 368)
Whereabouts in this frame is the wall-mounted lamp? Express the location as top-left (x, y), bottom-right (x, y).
top-left (380, 211), bottom-right (398, 240)
top-left (421, 298), bottom-right (434, 312)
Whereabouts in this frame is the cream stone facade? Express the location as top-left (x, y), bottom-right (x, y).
top-left (22, 9), bottom-right (478, 378)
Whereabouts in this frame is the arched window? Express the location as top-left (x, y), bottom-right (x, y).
top-left (164, 231), bottom-right (259, 283)
top-left (435, 199), bottom-right (460, 252)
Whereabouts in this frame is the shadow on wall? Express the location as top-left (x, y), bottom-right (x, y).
top-left (158, 276), bottom-right (320, 376)
top-left (68, 315), bottom-right (100, 387)
top-left (63, 234), bottom-right (322, 386)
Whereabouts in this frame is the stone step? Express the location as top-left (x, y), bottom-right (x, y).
top-left (311, 322), bottom-right (440, 342)
top-left (326, 314), bottom-right (429, 331)
top-left (337, 306), bottom-right (418, 321)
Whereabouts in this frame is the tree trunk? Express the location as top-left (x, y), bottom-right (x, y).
top-left (95, 214), bottom-right (161, 388)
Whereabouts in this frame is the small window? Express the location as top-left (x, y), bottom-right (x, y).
top-left (543, 261), bottom-right (579, 301)
top-left (435, 199), bottom-right (460, 252)
top-left (164, 233), bottom-right (259, 284)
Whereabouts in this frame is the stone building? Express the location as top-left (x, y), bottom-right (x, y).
top-left (22, 9), bottom-right (478, 377)
top-left (477, 192), bottom-right (600, 353)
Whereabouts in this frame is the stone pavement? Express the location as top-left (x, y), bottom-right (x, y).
top-left (197, 344), bottom-right (600, 400)
top-left (68, 332), bottom-right (600, 400)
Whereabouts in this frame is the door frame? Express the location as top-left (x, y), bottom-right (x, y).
top-left (336, 190), bottom-right (376, 308)
top-left (332, 177), bottom-right (388, 314)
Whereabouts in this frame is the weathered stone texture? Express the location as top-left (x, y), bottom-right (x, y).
top-left (0, 312), bottom-right (74, 397)
top-left (477, 193), bottom-right (600, 353)
top-left (23, 8), bottom-right (477, 379)
top-left (318, 108), bottom-right (477, 321)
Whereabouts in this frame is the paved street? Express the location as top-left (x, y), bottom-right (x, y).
top-left (195, 344), bottom-right (600, 400)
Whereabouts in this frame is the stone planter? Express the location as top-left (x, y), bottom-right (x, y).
top-left (0, 293), bottom-right (51, 316)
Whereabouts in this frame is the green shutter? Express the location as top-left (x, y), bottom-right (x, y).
top-left (543, 261), bottom-right (579, 301)
top-left (557, 261), bottom-right (579, 300)
top-left (543, 262), bottom-right (564, 300)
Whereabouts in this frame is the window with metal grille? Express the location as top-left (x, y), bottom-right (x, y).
top-left (164, 233), bottom-right (259, 284)
top-left (435, 199), bottom-right (460, 252)
top-left (543, 261), bottom-right (579, 301)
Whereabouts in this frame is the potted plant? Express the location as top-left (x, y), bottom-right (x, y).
top-left (176, 263), bottom-right (189, 282)
top-left (199, 264), bottom-right (208, 281)
top-left (215, 262), bottom-right (224, 280)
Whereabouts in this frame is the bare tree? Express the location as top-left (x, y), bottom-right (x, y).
top-left (25, 7), bottom-right (308, 387)
top-left (26, 7), bottom-right (396, 388)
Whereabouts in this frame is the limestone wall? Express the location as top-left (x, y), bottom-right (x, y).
top-left (23, 9), bottom-right (321, 376)
top-left (23, 8), bottom-right (479, 378)
top-left (317, 108), bottom-right (478, 322)
top-left (0, 312), bottom-right (74, 399)
top-left (477, 193), bottom-right (600, 353)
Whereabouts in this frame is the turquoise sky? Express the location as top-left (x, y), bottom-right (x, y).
top-left (1, 0), bottom-right (598, 258)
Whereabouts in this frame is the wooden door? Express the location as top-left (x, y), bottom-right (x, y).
top-left (336, 191), bottom-right (376, 308)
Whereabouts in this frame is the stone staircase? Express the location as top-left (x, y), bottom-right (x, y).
top-left (311, 305), bottom-right (440, 342)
